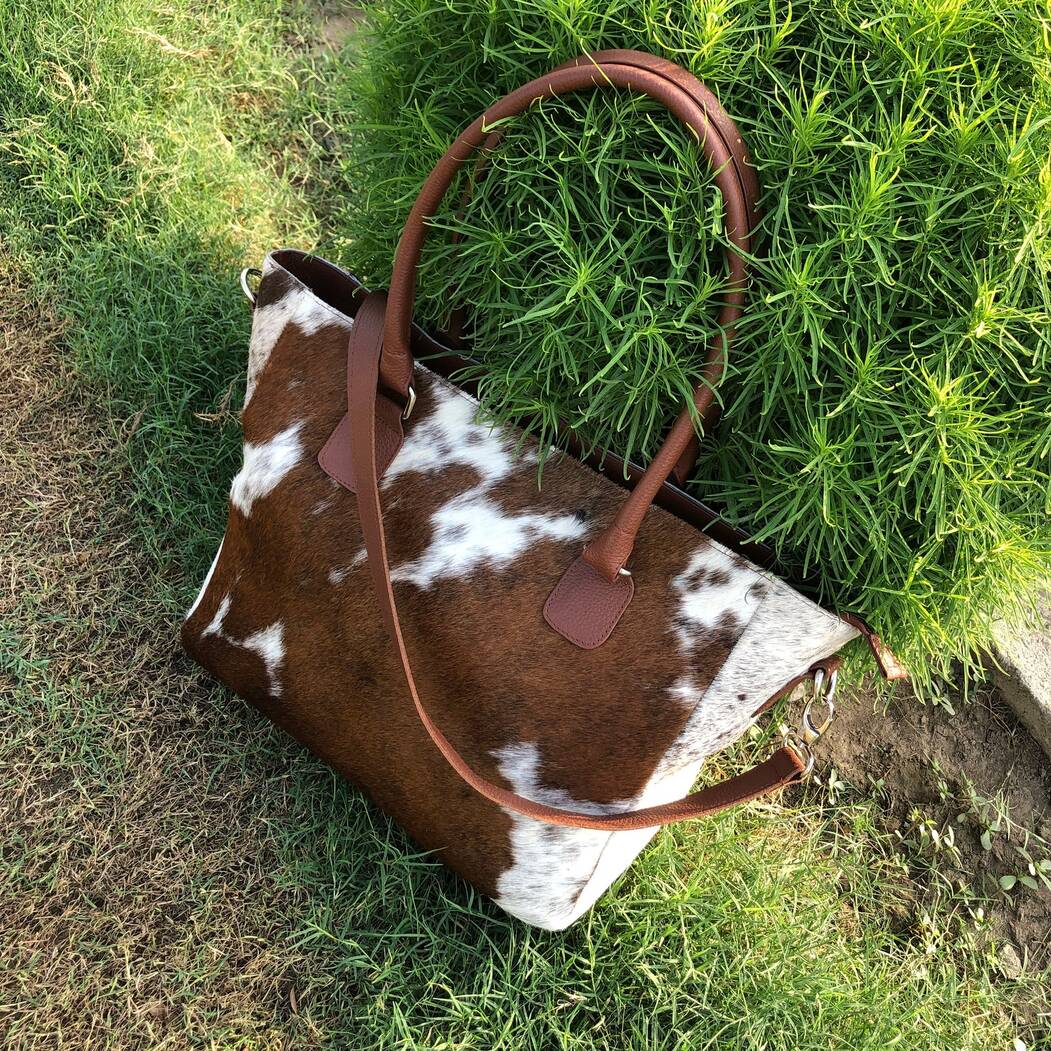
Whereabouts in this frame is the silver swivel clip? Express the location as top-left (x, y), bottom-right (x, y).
top-left (785, 666), bottom-right (838, 777)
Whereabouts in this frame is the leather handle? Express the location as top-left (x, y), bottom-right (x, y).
top-left (383, 52), bottom-right (757, 580)
top-left (437, 50), bottom-right (762, 487)
top-left (349, 289), bottom-right (813, 832)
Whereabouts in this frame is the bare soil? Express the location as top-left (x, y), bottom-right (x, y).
top-left (817, 682), bottom-right (1051, 969)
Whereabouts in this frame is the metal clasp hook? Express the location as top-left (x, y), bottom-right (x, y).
top-left (785, 666), bottom-right (838, 777)
top-left (802, 667), bottom-right (837, 745)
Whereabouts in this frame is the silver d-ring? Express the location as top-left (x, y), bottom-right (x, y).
top-left (813, 666), bottom-right (839, 701)
top-left (240, 267), bottom-right (262, 307)
top-left (401, 385), bottom-right (417, 420)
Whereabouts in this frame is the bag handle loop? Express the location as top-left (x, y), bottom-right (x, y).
top-left (437, 50), bottom-right (762, 485)
top-left (381, 51), bottom-right (758, 581)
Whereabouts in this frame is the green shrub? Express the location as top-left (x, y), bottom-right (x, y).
top-left (328, 0), bottom-right (1051, 689)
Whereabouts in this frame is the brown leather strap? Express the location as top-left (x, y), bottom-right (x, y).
top-left (348, 289), bottom-right (813, 831)
top-left (562, 50), bottom-right (759, 485)
top-left (437, 50), bottom-right (762, 487)
top-left (839, 612), bottom-right (908, 680)
top-left (382, 52), bottom-right (758, 581)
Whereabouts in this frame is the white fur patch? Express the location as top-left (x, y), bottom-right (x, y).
top-left (667, 586), bottom-right (857, 764)
top-left (493, 742), bottom-right (637, 930)
top-left (493, 539), bottom-right (859, 930)
top-left (391, 494), bottom-right (585, 588)
top-left (494, 743), bottom-right (707, 930)
top-left (327, 555), bottom-right (365, 585)
top-left (185, 539), bottom-right (224, 620)
top-left (388, 384), bottom-right (586, 587)
top-left (230, 423), bottom-right (304, 517)
top-left (660, 544), bottom-right (764, 732)
top-left (201, 593), bottom-right (232, 639)
top-left (384, 384), bottom-right (523, 486)
top-left (195, 591), bottom-right (286, 699)
top-left (242, 622), bottom-right (286, 698)
top-left (244, 275), bottom-right (351, 407)
top-left (671, 544), bottom-right (756, 640)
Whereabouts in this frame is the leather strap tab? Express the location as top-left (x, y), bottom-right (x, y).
top-left (839, 613), bottom-right (908, 680)
top-left (318, 288), bottom-right (404, 492)
top-left (543, 554), bottom-right (635, 649)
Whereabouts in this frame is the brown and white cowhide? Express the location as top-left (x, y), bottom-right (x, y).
top-left (183, 251), bottom-right (858, 930)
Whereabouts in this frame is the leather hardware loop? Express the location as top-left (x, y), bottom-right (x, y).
top-left (240, 267), bottom-right (262, 307)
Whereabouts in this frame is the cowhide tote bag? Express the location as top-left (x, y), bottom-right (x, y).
top-left (183, 50), bottom-right (904, 930)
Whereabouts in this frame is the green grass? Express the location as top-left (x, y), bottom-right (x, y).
top-left (0, 0), bottom-right (1047, 1047)
top-left (319, 0), bottom-right (1051, 691)
top-left (0, 0), bottom-right (318, 572)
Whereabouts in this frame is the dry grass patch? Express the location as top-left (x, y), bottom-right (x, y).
top-left (0, 272), bottom-right (323, 1049)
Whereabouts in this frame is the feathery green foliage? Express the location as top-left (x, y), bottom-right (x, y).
top-left (327, 0), bottom-right (1051, 689)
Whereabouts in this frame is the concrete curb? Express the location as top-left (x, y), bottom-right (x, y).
top-left (991, 596), bottom-right (1051, 762)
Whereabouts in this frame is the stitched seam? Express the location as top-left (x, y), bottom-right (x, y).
top-left (678, 590), bottom-right (771, 762)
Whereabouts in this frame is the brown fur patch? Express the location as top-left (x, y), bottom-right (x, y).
top-left (183, 260), bottom-right (847, 908)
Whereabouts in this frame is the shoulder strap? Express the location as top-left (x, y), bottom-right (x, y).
top-left (348, 290), bottom-right (819, 832)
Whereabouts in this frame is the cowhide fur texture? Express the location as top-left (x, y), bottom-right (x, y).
top-left (183, 250), bottom-right (858, 930)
